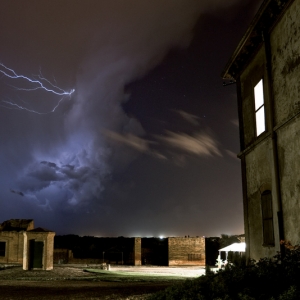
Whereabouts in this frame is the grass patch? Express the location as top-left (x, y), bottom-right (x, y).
top-left (84, 269), bottom-right (189, 282)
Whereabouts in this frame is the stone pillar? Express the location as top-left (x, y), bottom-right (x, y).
top-left (134, 237), bottom-right (141, 266)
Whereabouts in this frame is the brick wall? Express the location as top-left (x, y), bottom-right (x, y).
top-left (0, 231), bottom-right (24, 264)
top-left (168, 237), bottom-right (205, 266)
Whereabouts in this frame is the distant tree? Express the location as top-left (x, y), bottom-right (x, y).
top-left (220, 234), bottom-right (240, 248)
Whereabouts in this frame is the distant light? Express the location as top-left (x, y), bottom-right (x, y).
top-left (159, 236), bottom-right (164, 239)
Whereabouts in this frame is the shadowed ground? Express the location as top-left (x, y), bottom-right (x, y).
top-left (0, 265), bottom-right (206, 299)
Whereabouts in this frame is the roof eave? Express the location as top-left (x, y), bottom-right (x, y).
top-left (222, 0), bottom-right (293, 80)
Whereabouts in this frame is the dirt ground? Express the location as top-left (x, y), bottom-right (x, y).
top-left (0, 265), bottom-right (206, 299)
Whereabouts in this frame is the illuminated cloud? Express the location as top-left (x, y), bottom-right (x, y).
top-left (231, 119), bottom-right (239, 126)
top-left (173, 109), bottom-right (201, 126)
top-left (103, 130), bottom-right (151, 153)
top-left (157, 131), bottom-right (222, 157)
top-left (103, 130), bottom-right (168, 161)
top-left (225, 149), bottom-right (239, 160)
top-left (24, 194), bottom-right (53, 212)
top-left (15, 145), bottom-right (108, 208)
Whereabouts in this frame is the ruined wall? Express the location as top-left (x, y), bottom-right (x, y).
top-left (53, 248), bottom-right (73, 264)
top-left (0, 231), bottom-right (24, 264)
top-left (168, 237), bottom-right (205, 266)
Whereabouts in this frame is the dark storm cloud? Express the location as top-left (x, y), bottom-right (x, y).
top-left (0, 0), bottom-right (262, 236)
top-left (16, 152), bottom-right (107, 207)
top-left (9, 0), bottom-right (218, 208)
top-left (10, 189), bottom-right (24, 197)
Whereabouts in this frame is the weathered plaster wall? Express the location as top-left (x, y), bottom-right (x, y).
top-left (271, 0), bottom-right (300, 125)
top-left (168, 237), bottom-right (205, 266)
top-left (23, 231), bottom-right (55, 270)
top-left (277, 119), bottom-right (300, 244)
top-left (270, 0), bottom-right (300, 246)
top-left (240, 46), bottom-right (266, 148)
top-left (0, 231), bottom-right (24, 264)
top-left (239, 0), bottom-right (300, 261)
top-left (245, 139), bottom-right (278, 260)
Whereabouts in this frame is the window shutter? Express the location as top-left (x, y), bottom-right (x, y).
top-left (261, 190), bottom-right (275, 246)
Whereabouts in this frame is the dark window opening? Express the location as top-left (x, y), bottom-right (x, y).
top-left (0, 241), bottom-right (6, 257)
top-left (261, 190), bottom-right (275, 246)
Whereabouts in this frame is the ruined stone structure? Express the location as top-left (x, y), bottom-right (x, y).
top-left (0, 219), bottom-right (55, 270)
top-left (134, 237), bottom-right (142, 266)
top-left (54, 235), bottom-right (205, 266)
top-left (222, 0), bottom-right (300, 260)
top-left (168, 237), bottom-right (205, 266)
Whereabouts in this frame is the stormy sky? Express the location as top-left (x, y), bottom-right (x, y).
top-left (0, 0), bottom-right (263, 237)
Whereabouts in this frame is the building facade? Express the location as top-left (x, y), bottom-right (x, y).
top-left (222, 0), bottom-right (300, 260)
top-left (0, 219), bottom-right (55, 270)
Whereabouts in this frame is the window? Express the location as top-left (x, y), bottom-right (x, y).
top-left (254, 79), bottom-right (266, 136)
top-left (261, 190), bottom-right (275, 246)
top-left (0, 241), bottom-right (5, 257)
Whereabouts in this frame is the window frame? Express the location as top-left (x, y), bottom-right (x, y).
top-left (254, 78), bottom-right (266, 137)
top-left (261, 190), bottom-right (275, 247)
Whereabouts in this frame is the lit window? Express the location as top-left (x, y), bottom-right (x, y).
top-left (261, 190), bottom-right (274, 246)
top-left (254, 79), bottom-right (265, 136)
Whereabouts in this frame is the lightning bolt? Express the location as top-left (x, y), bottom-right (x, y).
top-left (0, 63), bottom-right (75, 114)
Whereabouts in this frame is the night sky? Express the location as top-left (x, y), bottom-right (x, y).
top-left (0, 0), bottom-right (263, 237)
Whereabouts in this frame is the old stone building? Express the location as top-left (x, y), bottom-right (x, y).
top-left (222, 0), bottom-right (300, 260)
top-left (0, 219), bottom-right (55, 270)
